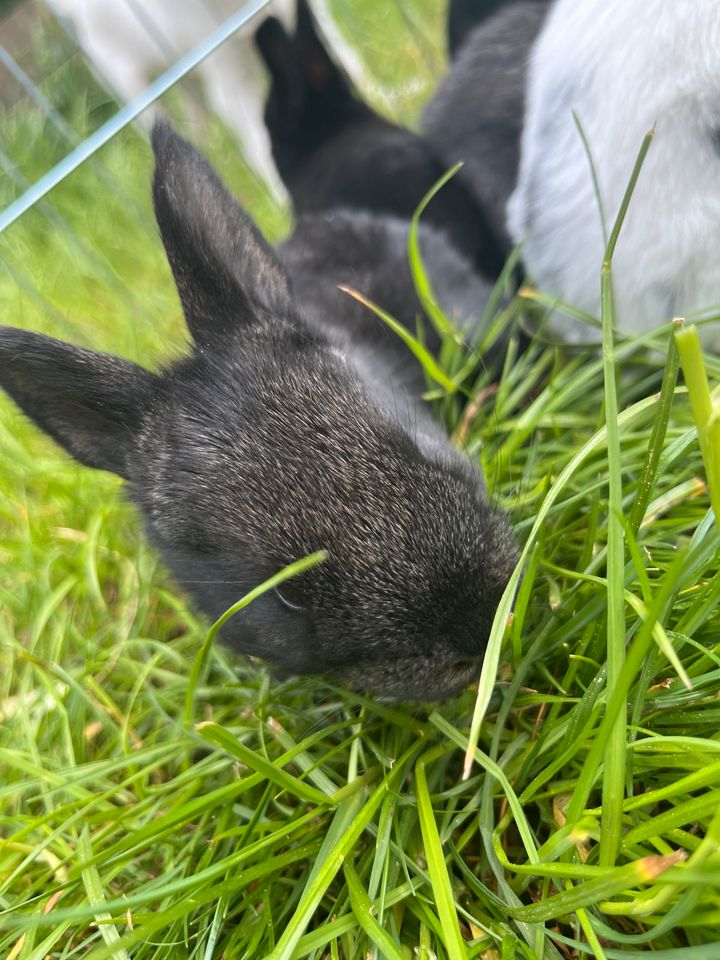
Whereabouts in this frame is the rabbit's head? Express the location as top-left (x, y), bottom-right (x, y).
top-left (0, 124), bottom-right (516, 700)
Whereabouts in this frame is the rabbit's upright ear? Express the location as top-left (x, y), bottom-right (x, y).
top-left (151, 122), bottom-right (292, 349)
top-left (0, 327), bottom-right (158, 477)
top-left (255, 15), bottom-right (298, 109)
top-left (256, 0), bottom-right (359, 134)
top-left (290, 0), bottom-right (350, 100)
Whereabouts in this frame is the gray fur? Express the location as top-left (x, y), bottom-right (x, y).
top-left (423, 2), bottom-right (550, 248)
top-left (0, 124), bottom-right (516, 700)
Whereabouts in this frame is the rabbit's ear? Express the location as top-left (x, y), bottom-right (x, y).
top-left (294, 0), bottom-right (354, 103)
top-left (151, 122), bottom-right (292, 349)
top-left (255, 15), bottom-right (297, 102)
top-left (257, 0), bottom-right (356, 118)
top-left (0, 327), bottom-right (158, 478)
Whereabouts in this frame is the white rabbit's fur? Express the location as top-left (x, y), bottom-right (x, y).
top-left (45, 0), bottom-right (361, 198)
top-left (507, 0), bottom-right (720, 346)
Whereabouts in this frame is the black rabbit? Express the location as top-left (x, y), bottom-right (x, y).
top-left (0, 124), bottom-right (516, 700)
top-left (255, 0), bottom-right (506, 278)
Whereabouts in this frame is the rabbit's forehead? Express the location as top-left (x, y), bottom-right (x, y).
top-left (141, 436), bottom-right (490, 565)
top-left (150, 381), bottom-right (483, 522)
top-left (138, 351), bottom-right (500, 582)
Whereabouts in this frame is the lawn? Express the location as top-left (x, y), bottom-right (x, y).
top-left (1, 1), bottom-right (719, 957)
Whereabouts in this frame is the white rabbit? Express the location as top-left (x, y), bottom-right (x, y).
top-left (507, 0), bottom-right (720, 346)
top-left (44, 0), bottom-right (360, 198)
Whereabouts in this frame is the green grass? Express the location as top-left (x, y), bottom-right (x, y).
top-left (2, 2), bottom-right (720, 957)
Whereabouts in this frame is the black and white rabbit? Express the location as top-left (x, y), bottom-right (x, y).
top-left (0, 124), bottom-right (516, 700)
top-left (255, 0), bottom-right (506, 278)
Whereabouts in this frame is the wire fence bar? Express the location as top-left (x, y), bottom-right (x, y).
top-left (0, 143), bottom-right (156, 318)
top-left (0, 40), bottom-right (156, 232)
top-left (0, 0), bottom-right (274, 235)
top-left (0, 41), bottom-right (78, 139)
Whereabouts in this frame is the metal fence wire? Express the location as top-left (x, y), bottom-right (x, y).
top-left (1, 0), bottom-right (278, 233)
top-left (0, 0), bottom-right (443, 347)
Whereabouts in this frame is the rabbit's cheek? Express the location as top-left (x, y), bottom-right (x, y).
top-left (146, 543), bottom-right (315, 666)
top-left (220, 600), bottom-right (315, 672)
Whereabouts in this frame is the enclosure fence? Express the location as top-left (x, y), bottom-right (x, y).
top-left (0, 0), bottom-right (274, 234)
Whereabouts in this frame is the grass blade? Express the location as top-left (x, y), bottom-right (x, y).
top-left (462, 394), bottom-right (658, 779)
top-left (77, 826), bottom-right (130, 960)
top-left (183, 551), bottom-right (327, 726)
top-left (415, 757), bottom-right (468, 960)
top-left (343, 860), bottom-right (405, 960)
top-left (407, 162), bottom-right (465, 339)
top-left (675, 322), bottom-right (720, 530)
top-left (598, 130), bottom-right (654, 866)
top-left (266, 744), bottom-right (420, 960)
top-left (194, 722), bottom-right (335, 807)
top-left (506, 852), bottom-right (685, 923)
top-left (338, 285), bottom-right (458, 392)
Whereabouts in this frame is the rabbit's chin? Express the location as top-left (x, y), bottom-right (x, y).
top-left (339, 654), bottom-right (483, 702)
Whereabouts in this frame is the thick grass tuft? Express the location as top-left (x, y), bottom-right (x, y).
top-left (1, 3), bottom-right (720, 958)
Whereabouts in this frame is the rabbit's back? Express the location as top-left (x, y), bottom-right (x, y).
top-left (282, 211), bottom-right (492, 355)
top-left (281, 208), bottom-right (493, 454)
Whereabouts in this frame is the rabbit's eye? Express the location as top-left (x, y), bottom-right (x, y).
top-left (274, 581), bottom-right (306, 611)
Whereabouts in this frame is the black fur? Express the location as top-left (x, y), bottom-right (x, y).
top-left (255, 0), bottom-right (506, 278)
top-left (0, 124), bottom-right (516, 701)
top-left (151, 122), bottom-right (292, 346)
top-left (0, 331), bottom-right (157, 478)
top-left (424, 1), bottom-right (550, 247)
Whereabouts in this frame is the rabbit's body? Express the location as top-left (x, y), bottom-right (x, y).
top-left (282, 208), bottom-right (492, 399)
top-left (281, 207), bottom-right (497, 469)
top-left (0, 125), bottom-right (515, 700)
top-left (256, 1), bottom-right (506, 277)
top-left (507, 0), bottom-right (720, 344)
top-left (423, 2), bottom-right (550, 251)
